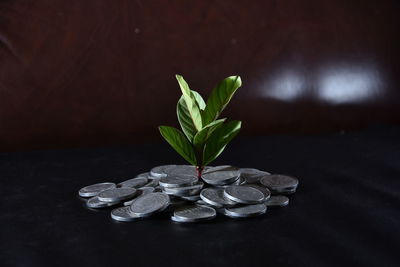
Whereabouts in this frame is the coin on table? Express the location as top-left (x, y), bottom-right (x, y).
top-left (180, 194), bottom-right (201, 201)
top-left (130, 192), bottom-right (170, 217)
top-left (240, 168), bottom-right (271, 184)
top-left (78, 182), bottom-right (116, 197)
top-left (136, 172), bottom-right (151, 178)
top-left (138, 186), bottom-right (155, 194)
top-left (201, 165), bottom-right (240, 185)
top-left (265, 195), bottom-right (289, 207)
top-left (111, 206), bottom-right (141, 222)
top-left (98, 188), bottom-right (137, 202)
top-left (150, 165), bottom-right (177, 178)
top-left (164, 165), bottom-right (197, 177)
top-left (224, 185), bottom-right (265, 204)
top-left (172, 205), bottom-right (216, 223)
top-left (200, 188), bottom-right (237, 208)
top-left (224, 204), bottom-right (267, 218)
top-left (86, 196), bottom-right (120, 208)
top-left (243, 184), bottom-right (271, 200)
top-left (260, 174), bottom-right (299, 191)
top-left (271, 187), bottom-right (297, 195)
top-left (213, 176), bottom-right (243, 188)
top-left (195, 200), bottom-right (211, 207)
top-left (143, 178), bottom-right (160, 187)
top-left (162, 182), bottom-right (204, 196)
top-left (159, 175), bottom-right (198, 188)
top-left (118, 177), bottom-right (148, 188)
top-left (123, 187), bottom-right (155, 206)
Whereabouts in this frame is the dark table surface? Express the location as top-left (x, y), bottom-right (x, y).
top-left (1, 125), bottom-right (400, 267)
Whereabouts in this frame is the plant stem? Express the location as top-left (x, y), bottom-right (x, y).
top-left (194, 144), bottom-right (205, 179)
top-left (196, 166), bottom-right (204, 179)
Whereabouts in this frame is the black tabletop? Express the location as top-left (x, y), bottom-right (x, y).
top-left (1, 125), bottom-right (400, 267)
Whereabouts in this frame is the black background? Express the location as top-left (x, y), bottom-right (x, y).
top-left (1, 125), bottom-right (399, 267)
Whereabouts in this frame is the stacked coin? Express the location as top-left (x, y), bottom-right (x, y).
top-left (260, 174), bottom-right (299, 194)
top-left (78, 165), bottom-right (299, 223)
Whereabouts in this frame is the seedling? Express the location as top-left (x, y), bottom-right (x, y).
top-left (159, 75), bottom-right (242, 178)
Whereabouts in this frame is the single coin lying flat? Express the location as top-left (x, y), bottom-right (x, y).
top-left (86, 196), bottom-right (120, 208)
top-left (111, 206), bottom-right (141, 222)
top-left (260, 175), bottom-right (299, 191)
top-left (224, 185), bottom-right (265, 204)
top-left (202, 165), bottom-right (240, 185)
top-left (123, 187), bottom-right (155, 206)
top-left (79, 182), bottom-right (116, 198)
top-left (150, 165), bottom-right (177, 178)
top-left (117, 177), bottom-right (148, 188)
top-left (243, 184), bottom-right (271, 201)
top-left (164, 165), bottom-right (197, 177)
top-left (159, 175), bottom-right (198, 188)
top-left (240, 168), bottom-right (271, 184)
top-left (98, 188), bottom-right (137, 202)
top-left (180, 194), bottom-right (201, 201)
top-left (171, 205), bottom-right (216, 223)
top-left (265, 195), bottom-right (289, 207)
top-left (200, 188), bottom-right (237, 208)
top-left (224, 204), bottom-right (267, 218)
top-left (129, 192), bottom-right (170, 217)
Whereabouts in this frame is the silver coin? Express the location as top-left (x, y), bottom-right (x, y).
top-left (111, 206), bottom-right (141, 222)
top-left (265, 195), bottom-right (289, 207)
top-left (150, 165), bottom-right (176, 178)
top-left (143, 178), bottom-right (159, 187)
top-left (243, 184), bottom-right (271, 200)
top-left (224, 185), bottom-right (265, 204)
top-left (200, 188), bottom-right (237, 208)
top-left (123, 199), bottom-right (134, 206)
top-left (260, 175), bottom-right (299, 191)
top-left (78, 182), bottom-right (116, 197)
top-left (202, 165), bottom-right (240, 185)
top-left (172, 205), bottom-right (216, 222)
top-left (161, 182), bottom-right (204, 196)
top-left (136, 172), bottom-right (151, 178)
top-left (224, 204), bottom-right (267, 218)
top-left (130, 192), bottom-right (170, 216)
top-left (118, 177), bottom-right (148, 188)
top-left (180, 194), bottom-right (201, 201)
top-left (159, 175), bottom-right (198, 188)
top-left (195, 200), bottom-right (211, 207)
top-left (86, 196), bottom-right (120, 208)
top-left (98, 188), bottom-right (137, 202)
top-left (123, 187), bottom-right (155, 206)
top-left (240, 168), bottom-right (271, 184)
top-left (164, 165), bottom-right (197, 177)
top-left (271, 187), bottom-right (297, 195)
top-left (213, 176), bottom-right (242, 188)
top-left (138, 186), bottom-right (155, 194)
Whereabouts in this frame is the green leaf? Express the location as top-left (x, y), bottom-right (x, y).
top-left (175, 75), bottom-right (203, 131)
top-left (193, 118), bottom-right (226, 150)
top-left (192, 91), bottom-right (206, 110)
top-left (177, 91), bottom-right (205, 141)
top-left (177, 96), bottom-right (196, 141)
top-left (159, 126), bottom-right (197, 166)
top-left (202, 120), bottom-right (241, 166)
top-left (202, 76), bottom-right (242, 125)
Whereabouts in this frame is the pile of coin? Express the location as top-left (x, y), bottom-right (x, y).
top-left (78, 165), bottom-right (299, 223)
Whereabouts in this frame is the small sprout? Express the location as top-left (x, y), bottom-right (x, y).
top-left (159, 75), bottom-right (242, 178)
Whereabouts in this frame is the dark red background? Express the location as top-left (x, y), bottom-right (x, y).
top-left (1, 0), bottom-right (399, 151)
